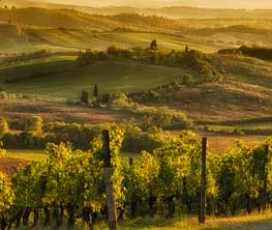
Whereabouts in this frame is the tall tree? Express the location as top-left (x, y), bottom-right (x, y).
top-left (150, 39), bottom-right (157, 50)
top-left (93, 84), bottom-right (99, 98)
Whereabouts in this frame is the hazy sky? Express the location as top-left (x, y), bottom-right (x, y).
top-left (41, 0), bottom-right (272, 9)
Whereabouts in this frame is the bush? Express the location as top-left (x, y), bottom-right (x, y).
top-left (122, 123), bottom-right (165, 153)
top-left (0, 141), bottom-right (6, 157)
top-left (0, 118), bottom-right (9, 137)
top-left (1, 132), bottom-right (46, 149)
top-left (142, 107), bottom-right (193, 130)
top-left (24, 116), bottom-right (43, 134)
top-left (0, 91), bottom-right (8, 100)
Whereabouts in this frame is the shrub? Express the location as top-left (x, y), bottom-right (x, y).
top-left (24, 116), bottom-right (43, 134)
top-left (0, 141), bottom-right (6, 157)
top-left (0, 91), bottom-right (8, 100)
top-left (122, 124), bottom-right (165, 153)
top-left (0, 118), bottom-right (9, 137)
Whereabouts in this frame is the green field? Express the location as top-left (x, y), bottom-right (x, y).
top-left (0, 25), bottom-right (222, 54)
top-left (0, 59), bottom-right (188, 98)
top-left (6, 149), bottom-right (48, 161)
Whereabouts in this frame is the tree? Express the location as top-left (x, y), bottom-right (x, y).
top-left (0, 141), bottom-right (6, 158)
top-left (12, 162), bottom-right (47, 228)
top-left (80, 90), bottom-right (89, 105)
top-left (24, 116), bottom-right (43, 134)
top-left (0, 171), bottom-right (14, 223)
top-left (0, 118), bottom-right (9, 138)
top-left (93, 84), bottom-right (98, 98)
top-left (185, 45), bottom-right (189, 53)
top-left (150, 39), bottom-right (157, 50)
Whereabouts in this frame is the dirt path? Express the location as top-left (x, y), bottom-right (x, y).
top-left (0, 157), bottom-right (28, 176)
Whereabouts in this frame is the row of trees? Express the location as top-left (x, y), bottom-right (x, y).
top-left (1, 50), bottom-right (79, 65)
top-left (1, 129), bottom-right (272, 229)
top-left (77, 44), bottom-right (220, 82)
top-left (0, 117), bottom-right (167, 153)
top-left (218, 45), bottom-right (272, 61)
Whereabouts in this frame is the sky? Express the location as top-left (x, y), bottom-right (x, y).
top-left (42, 0), bottom-right (272, 9)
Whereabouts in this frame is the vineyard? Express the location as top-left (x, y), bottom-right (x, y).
top-left (1, 3), bottom-right (272, 230)
top-left (1, 126), bottom-right (272, 229)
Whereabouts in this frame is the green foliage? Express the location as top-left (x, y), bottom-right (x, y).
top-left (0, 141), bottom-right (6, 158)
top-left (77, 49), bottom-right (108, 66)
top-left (93, 84), bottom-right (99, 98)
top-left (239, 46), bottom-right (272, 61)
top-left (0, 118), bottom-right (9, 138)
top-left (24, 115), bottom-right (43, 134)
top-left (3, 131), bottom-right (272, 227)
top-left (99, 91), bottom-right (193, 130)
top-left (122, 122), bottom-right (165, 153)
top-left (80, 90), bottom-right (89, 104)
top-left (150, 39), bottom-right (158, 50)
top-left (107, 45), bottom-right (133, 59)
top-left (0, 91), bottom-right (8, 100)
top-left (182, 50), bottom-right (220, 82)
top-left (12, 161), bottom-right (46, 209)
top-left (218, 46), bottom-right (272, 61)
top-left (142, 106), bottom-right (193, 130)
top-left (76, 45), bottom-right (220, 84)
top-left (1, 49), bottom-right (52, 65)
top-left (0, 171), bottom-right (14, 216)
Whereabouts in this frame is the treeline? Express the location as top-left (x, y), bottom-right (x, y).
top-left (79, 87), bottom-right (193, 131)
top-left (218, 45), bottom-right (272, 61)
top-left (0, 50), bottom-right (78, 65)
top-left (77, 45), bottom-right (221, 82)
top-left (0, 117), bottom-right (166, 153)
top-left (1, 129), bottom-right (272, 229)
top-left (129, 78), bottom-right (194, 104)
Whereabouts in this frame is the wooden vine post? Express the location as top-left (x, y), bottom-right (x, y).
top-left (199, 137), bottom-right (207, 224)
top-left (261, 144), bottom-right (269, 212)
top-left (102, 130), bottom-right (118, 230)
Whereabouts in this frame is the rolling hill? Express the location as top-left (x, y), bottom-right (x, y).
top-left (0, 51), bottom-right (272, 124)
top-left (1, 6), bottom-right (272, 132)
top-left (0, 59), bottom-right (187, 98)
top-left (1, 7), bottom-right (272, 56)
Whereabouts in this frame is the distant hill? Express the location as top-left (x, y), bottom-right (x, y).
top-left (1, 7), bottom-right (272, 55)
top-left (2, 1), bottom-right (272, 19)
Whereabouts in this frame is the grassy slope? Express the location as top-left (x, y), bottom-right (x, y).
top-left (139, 54), bottom-right (272, 122)
top-left (1, 53), bottom-right (272, 122)
top-left (0, 24), bottom-right (220, 54)
top-left (0, 60), bottom-right (185, 98)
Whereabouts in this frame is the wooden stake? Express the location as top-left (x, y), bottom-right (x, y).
top-left (199, 137), bottom-right (207, 224)
top-left (102, 130), bottom-right (118, 230)
top-left (261, 145), bottom-right (269, 212)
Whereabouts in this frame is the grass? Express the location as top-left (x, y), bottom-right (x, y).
top-left (115, 211), bottom-right (272, 229)
top-left (205, 135), bottom-right (266, 153)
top-left (16, 212), bottom-right (272, 229)
top-left (2, 17), bottom-right (272, 55)
top-left (5, 149), bottom-right (138, 162)
top-left (0, 24), bottom-right (219, 54)
top-left (0, 60), bottom-right (185, 98)
top-left (6, 149), bottom-right (48, 161)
